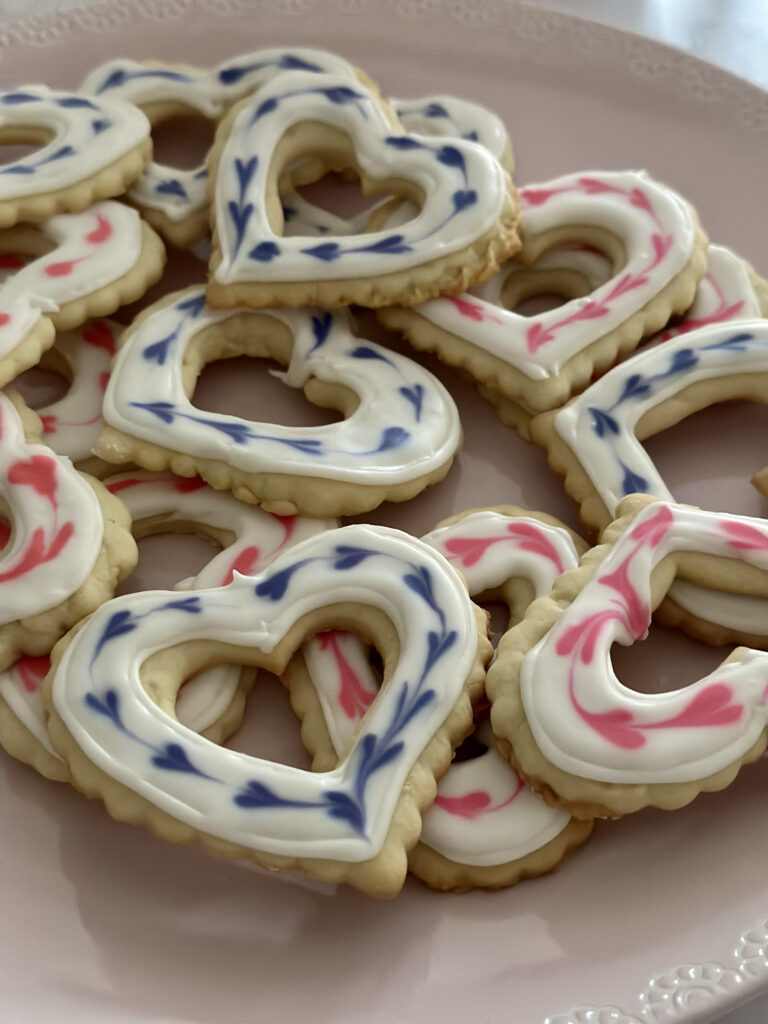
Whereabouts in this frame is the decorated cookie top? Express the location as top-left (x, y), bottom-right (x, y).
top-left (0, 391), bottom-right (103, 623)
top-left (101, 288), bottom-right (461, 487)
top-left (211, 70), bottom-right (510, 284)
top-left (518, 501), bottom-right (768, 785)
top-left (0, 203), bottom-right (145, 378)
top-left (0, 85), bottom-right (149, 202)
top-left (392, 94), bottom-right (511, 167)
top-left (552, 320), bottom-right (768, 515)
top-left (80, 49), bottom-right (361, 228)
top-left (50, 524), bottom-right (479, 863)
top-left (411, 169), bottom-right (698, 380)
top-left (299, 509), bottom-right (582, 867)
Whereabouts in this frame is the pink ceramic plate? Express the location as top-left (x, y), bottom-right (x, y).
top-left (2, 2), bottom-right (768, 1022)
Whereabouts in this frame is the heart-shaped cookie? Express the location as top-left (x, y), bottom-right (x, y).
top-left (95, 286), bottom-right (461, 517)
top-left (379, 170), bottom-right (708, 424)
top-left (80, 49), bottom-right (366, 248)
top-left (207, 70), bottom-right (519, 309)
top-left (488, 496), bottom-right (768, 819)
top-left (46, 523), bottom-right (490, 896)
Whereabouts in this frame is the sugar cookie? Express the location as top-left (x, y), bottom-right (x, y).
top-left (378, 170), bottom-right (707, 427)
top-left (488, 496), bottom-right (768, 819)
top-left (531, 319), bottom-right (768, 645)
top-left (285, 507), bottom-right (593, 890)
top-left (80, 49), bottom-right (366, 248)
top-left (46, 524), bottom-right (490, 896)
top-left (207, 70), bottom-right (520, 310)
top-left (0, 85), bottom-right (151, 226)
top-left (0, 202), bottom-right (165, 388)
top-left (95, 287), bottom-right (461, 517)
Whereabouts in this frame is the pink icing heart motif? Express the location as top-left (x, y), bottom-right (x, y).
top-left (491, 500), bottom-right (768, 816)
top-left (7, 455), bottom-right (60, 507)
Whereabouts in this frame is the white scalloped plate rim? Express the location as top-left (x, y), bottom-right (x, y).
top-left (0, 3), bottom-right (767, 1024)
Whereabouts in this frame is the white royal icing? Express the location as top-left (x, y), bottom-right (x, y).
top-left (0, 85), bottom-right (148, 203)
top-left (50, 524), bottom-right (478, 862)
top-left (101, 287), bottom-right (460, 488)
top-left (281, 92), bottom-right (511, 240)
top-left (553, 319), bottom-right (768, 636)
top-left (212, 70), bottom-right (508, 284)
top-left (518, 502), bottom-right (768, 784)
top-left (302, 510), bottom-right (579, 866)
top-left (0, 390), bottom-right (103, 623)
top-left (0, 471), bottom-right (337, 756)
top-left (0, 202), bottom-right (143, 379)
top-left (405, 170), bottom-right (696, 385)
top-left (34, 319), bottom-right (118, 464)
top-left (80, 50), bottom-right (360, 230)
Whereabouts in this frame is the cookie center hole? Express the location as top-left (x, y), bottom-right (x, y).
top-left (13, 365), bottom-right (69, 411)
top-left (611, 620), bottom-right (733, 695)
top-left (150, 112), bottom-right (216, 170)
top-left (194, 356), bottom-right (344, 428)
top-left (0, 141), bottom-right (46, 166)
top-left (222, 671), bottom-right (312, 769)
top-left (480, 243), bottom-right (615, 316)
top-left (288, 171), bottom-right (395, 228)
top-left (644, 399), bottom-right (768, 520)
top-left (116, 532), bottom-right (222, 596)
top-left (452, 727), bottom-right (490, 763)
top-left (482, 599), bottom-right (511, 653)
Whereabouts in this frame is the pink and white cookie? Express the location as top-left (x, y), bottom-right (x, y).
top-left (0, 469), bottom-right (336, 781)
top-left (0, 202), bottom-right (164, 388)
top-left (0, 390), bottom-right (136, 669)
top-left (379, 170), bottom-right (708, 432)
top-left (45, 524), bottom-right (491, 896)
top-left (488, 496), bottom-right (768, 819)
top-left (285, 507), bottom-right (593, 891)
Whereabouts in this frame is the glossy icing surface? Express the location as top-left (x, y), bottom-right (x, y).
top-left (80, 50), bottom-right (359, 226)
top-left (102, 288), bottom-right (460, 485)
top-left (302, 510), bottom-right (579, 865)
top-left (0, 202), bottom-right (143, 367)
top-left (212, 70), bottom-right (509, 283)
top-left (51, 524), bottom-right (478, 860)
top-left (0, 391), bottom-right (103, 623)
top-left (519, 502), bottom-right (768, 783)
top-left (412, 170), bottom-right (696, 382)
top-left (0, 84), bottom-right (148, 200)
top-left (553, 319), bottom-right (768, 635)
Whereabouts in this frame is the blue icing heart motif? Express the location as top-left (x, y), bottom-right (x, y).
top-left (101, 287), bottom-right (461, 518)
top-left (208, 69), bottom-right (515, 306)
top-left (0, 84), bottom-right (150, 205)
top-left (50, 524), bottom-right (482, 895)
top-left (78, 49), bottom-right (364, 246)
top-left (551, 323), bottom-right (768, 512)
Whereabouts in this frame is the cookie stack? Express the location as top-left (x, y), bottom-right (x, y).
top-left (1, 47), bottom-right (767, 899)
